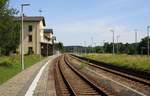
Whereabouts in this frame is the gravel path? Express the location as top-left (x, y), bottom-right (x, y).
top-left (0, 55), bottom-right (58, 96)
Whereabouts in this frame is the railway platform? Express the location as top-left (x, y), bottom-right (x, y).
top-left (0, 55), bottom-right (59, 96)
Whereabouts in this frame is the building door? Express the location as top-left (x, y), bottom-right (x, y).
top-left (28, 47), bottom-right (33, 54)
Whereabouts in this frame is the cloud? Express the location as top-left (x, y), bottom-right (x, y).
top-left (54, 18), bottom-right (146, 46)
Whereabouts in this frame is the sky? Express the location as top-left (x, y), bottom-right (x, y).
top-left (10, 0), bottom-right (150, 46)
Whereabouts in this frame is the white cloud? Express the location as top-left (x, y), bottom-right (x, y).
top-left (54, 19), bottom-right (146, 46)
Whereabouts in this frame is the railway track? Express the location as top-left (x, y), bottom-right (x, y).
top-left (54, 55), bottom-right (107, 96)
top-left (67, 54), bottom-right (150, 96)
top-left (70, 54), bottom-right (150, 87)
top-left (54, 58), bottom-right (71, 96)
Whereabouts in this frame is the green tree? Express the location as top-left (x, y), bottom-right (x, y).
top-left (138, 36), bottom-right (150, 55)
top-left (94, 46), bottom-right (103, 53)
top-left (104, 43), bottom-right (113, 53)
top-left (0, 0), bottom-right (20, 55)
top-left (55, 42), bottom-right (64, 52)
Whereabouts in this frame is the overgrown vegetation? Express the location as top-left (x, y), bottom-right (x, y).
top-left (0, 55), bottom-right (44, 85)
top-left (82, 54), bottom-right (150, 73)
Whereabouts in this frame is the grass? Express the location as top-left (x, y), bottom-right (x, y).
top-left (82, 54), bottom-right (150, 73)
top-left (0, 55), bottom-right (44, 85)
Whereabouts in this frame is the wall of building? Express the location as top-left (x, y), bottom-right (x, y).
top-left (42, 32), bottom-right (53, 44)
top-left (18, 21), bottom-right (45, 55)
top-left (16, 19), bottom-right (55, 56)
top-left (37, 20), bottom-right (45, 54)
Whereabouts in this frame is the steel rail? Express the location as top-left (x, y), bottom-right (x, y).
top-left (54, 56), bottom-right (76, 96)
top-left (70, 54), bottom-right (150, 87)
top-left (63, 55), bottom-right (107, 96)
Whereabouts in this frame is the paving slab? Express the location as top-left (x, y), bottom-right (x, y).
top-left (0, 55), bottom-right (58, 96)
top-left (33, 55), bottom-right (57, 96)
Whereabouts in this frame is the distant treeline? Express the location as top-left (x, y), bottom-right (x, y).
top-left (64, 36), bottom-right (150, 55)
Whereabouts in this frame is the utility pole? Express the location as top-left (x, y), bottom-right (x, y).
top-left (103, 40), bottom-right (105, 53)
top-left (116, 35), bottom-right (120, 54)
top-left (94, 42), bottom-right (97, 53)
top-left (91, 37), bottom-right (94, 53)
top-left (147, 26), bottom-right (150, 56)
top-left (21, 4), bottom-right (30, 71)
top-left (80, 43), bottom-right (82, 54)
top-left (135, 29), bottom-right (138, 54)
top-left (110, 30), bottom-right (115, 54)
top-left (83, 41), bottom-right (86, 54)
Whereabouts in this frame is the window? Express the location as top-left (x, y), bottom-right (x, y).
top-left (28, 47), bottom-right (33, 54)
top-left (29, 35), bottom-right (32, 42)
top-left (28, 25), bottom-right (32, 32)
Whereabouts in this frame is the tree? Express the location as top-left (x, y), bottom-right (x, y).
top-left (138, 36), bottom-right (150, 55)
top-left (103, 43), bottom-right (113, 53)
top-left (94, 46), bottom-right (103, 53)
top-left (55, 42), bottom-right (64, 52)
top-left (0, 0), bottom-right (20, 55)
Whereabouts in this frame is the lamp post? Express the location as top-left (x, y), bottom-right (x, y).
top-left (147, 26), bottom-right (150, 56)
top-left (21, 4), bottom-right (30, 70)
top-left (110, 30), bottom-right (115, 54)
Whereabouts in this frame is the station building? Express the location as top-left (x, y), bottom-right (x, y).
top-left (14, 16), bottom-right (55, 56)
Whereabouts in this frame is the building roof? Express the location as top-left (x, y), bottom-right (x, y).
top-left (44, 29), bottom-right (53, 34)
top-left (14, 16), bottom-right (46, 26)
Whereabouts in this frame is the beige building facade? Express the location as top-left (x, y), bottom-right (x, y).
top-left (15, 16), bottom-right (54, 55)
